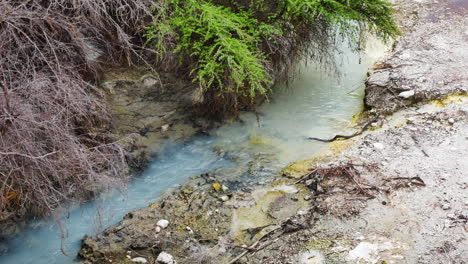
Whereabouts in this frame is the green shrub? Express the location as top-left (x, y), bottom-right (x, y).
top-left (145, 0), bottom-right (399, 113)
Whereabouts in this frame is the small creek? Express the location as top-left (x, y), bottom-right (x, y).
top-left (0, 39), bottom-right (388, 264)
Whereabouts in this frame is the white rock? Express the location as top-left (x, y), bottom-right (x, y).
top-left (161, 124), bottom-right (170, 132)
top-left (297, 210), bottom-right (308, 215)
top-left (157, 251), bottom-right (176, 264)
top-left (141, 75), bottom-right (159, 87)
top-left (220, 195), bottom-right (230, 202)
top-left (373, 142), bottom-right (384, 150)
top-left (448, 118), bottom-right (455, 124)
top-left (157, 219), bottom-right (170, 229)
top-left (155, 226), bottom-right (161, 233)
top-left (398, 90), bottom-right (415, 99)
top-left (131, 257), bottom-right (148, 263)
top-left (221, 185), bottom-right (229, 192)
top-left (186, 226), bottom-right (194, 234)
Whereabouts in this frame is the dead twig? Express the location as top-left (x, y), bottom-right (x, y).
top-left (308, 117), bottom-right (378, 142)
top-left (289, 169), bottom-right (317, 185)
top-left (228, 227), bottom-right (281, 264)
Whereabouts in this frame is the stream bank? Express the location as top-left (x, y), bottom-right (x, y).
top-left (80, 1), bottom-right (468, 263)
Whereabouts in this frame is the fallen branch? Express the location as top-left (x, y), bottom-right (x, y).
top-left (228, 226), bottom-right (281, 264)
top-left (308, 117), bottom-right (378, 142)
top-left (344, 167), bottom-right (375, 198)
top-left (289, 169), bottom-right (317, 185)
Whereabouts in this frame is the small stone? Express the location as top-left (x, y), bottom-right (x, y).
top-left (157, 219), bottom-right (169, 229)
top-left (303, 195), bottom-right (312, 201)
top-left (220, 195), bottom-right (230, 202)
top-left (448, 118), bottom-right (455, 124)
top-left (156, 251), bottom-right (176, 264)
top-left (409, 127), bottom-right (418, 131)
top-left (399, 90), bottom-right (415, 99)
top-left (373, 142), bottom-right (384, 150)
top-left (131, 257), bottom-right (148, 263)
top-left (305, 179), bottom-right (314, 186)
top-left (212, 183), bottom-right (222, 192)
top-left (161, 124), bottom-right (170, 132)
top-left (186, 226), bottom-right (194, 234)
top-left (221, 185), bottom-right (229, 192)
top-left (127, 255), bottom-right (132, 259)
top-left (442, 204), bottom-right (451, 210)
top-left (141, 75), bottom-right (159, 87)
top-left (155, 226), bottom-right (161, 233)
top-left (297, 210), bottom-right (308, 215)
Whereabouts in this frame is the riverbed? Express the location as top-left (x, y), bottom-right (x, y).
top-left (0, 38), bottom-right (388, 264)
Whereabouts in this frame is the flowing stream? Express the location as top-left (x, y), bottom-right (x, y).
top-left (0, 39), bottom-right (388, 264)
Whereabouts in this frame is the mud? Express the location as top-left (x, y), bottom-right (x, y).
top-left (98, 67), bottom-right (214, 170)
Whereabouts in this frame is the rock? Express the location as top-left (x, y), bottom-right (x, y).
top-left (212, 183), bottom-right (222, 192)
top-left (373, 142), bottom-right (384, 150)
top-left (220, 195), bottom-right (230, 202)
top-left (442, 204), bottom-right (451, 210)
top-left (448, 118), bottom-right (455, 124)
top-left (161, 124), bottom-right (170, 132)
top-left (297, 210), bottom-right (308, 215)
top-left (157, 251), bottom-right (176, 264)
top-left (155, 226), bottom-right (161, 233)
top-left (131, 257), bottom-right (148, 263)
top-left (141, 75), bottom-right (159, 87)
top-left (367, 71), bottom-right (391, 86)
top-left (398, 90), bottom-right (415, 99)
top-left (157, 219), bottom-right (169, 229)
top-left (221, 184), bottom-right (229, 192)
top-left (186, 226), bottom-right (194, 234)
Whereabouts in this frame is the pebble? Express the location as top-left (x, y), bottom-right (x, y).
top-left (212, 183), bottom-right (222, 192)
top-left (155, 226), bottom-right (161, 233)
top-left (297, 210), bottom-right (308, 215)
top-left (399, 90), bottom-right (415, 99)
top-left (131, 257), bottom-right (148, 263)
top-left (156, 251), bottom-right (176, 264)
top-left (186, 226), bottom-right (194, 234)
top-left (161, 124), bottom-right (170, 132)
top-left (220, 195), bottom-right (230, 202)
top-left (448, 118), bottom-right (455, 124)
top-left (221, 185), bottom-right (229, 192)
top-left (442, 204), bottom-right (451, 210)
top-left (157, 219), bottom-right (169, 229)
top-left (373, 142), bottom-right (384, 150)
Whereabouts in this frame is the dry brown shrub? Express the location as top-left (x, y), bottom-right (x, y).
top-left (0, 0), bottom-right (152, 220)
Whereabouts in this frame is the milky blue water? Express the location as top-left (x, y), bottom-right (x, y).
top-left (0, 39), bottom-right (388, 264)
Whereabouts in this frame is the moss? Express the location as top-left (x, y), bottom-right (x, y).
top-left (430, 93), bottom-right (468, 108)
top-left (329, 140), bottom-right (355, 154)
top-left (282, 159), bottom-right (316, 178)
top-left (249, 134), bottom-right (272, 145)
top-left (307, 238), bottom-right (354, 262)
